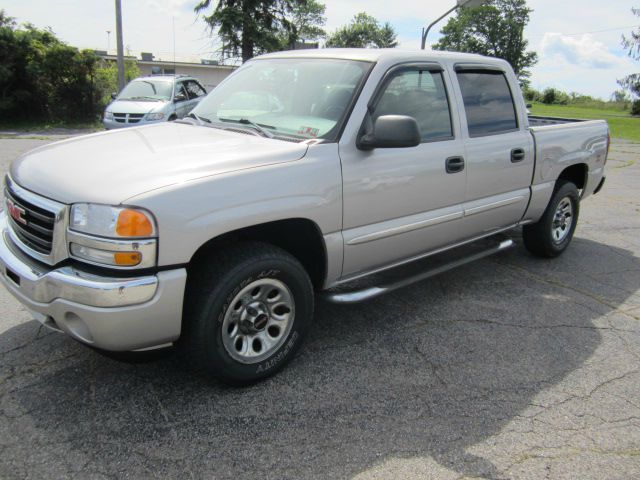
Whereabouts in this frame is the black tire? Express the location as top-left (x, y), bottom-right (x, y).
top-left (523, 180), bottom-right (580, 258)
top-left (180, 242), bottom-right (314, 386)
top-left (168, 115), bottom-right (177, 121)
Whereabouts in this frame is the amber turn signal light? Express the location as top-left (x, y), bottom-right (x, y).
top-left (116, 209), bottom-right (154, 237)
top-left (114, 252), bottom-right (143, 266)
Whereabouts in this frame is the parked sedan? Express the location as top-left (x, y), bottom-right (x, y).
top-left (103, 75), bottom-right (207, 129)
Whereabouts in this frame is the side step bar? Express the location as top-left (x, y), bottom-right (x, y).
top-left (323, 237), bottom-right (515, 304)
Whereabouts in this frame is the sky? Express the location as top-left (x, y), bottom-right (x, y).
top-left (2, 0), bottom-right (638, 99)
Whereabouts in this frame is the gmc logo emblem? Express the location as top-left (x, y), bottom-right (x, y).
top-left (6, 199), bottom-right (27, 225)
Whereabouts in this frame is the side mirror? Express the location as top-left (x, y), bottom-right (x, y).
top-left (111, 92), bottom-right (117, 100)
top-left (174, 92), bottom-right (187, 102)
top-left (358, 115), bottom-right (421, 150)
top-left (526, 103), bottom-right (532, 109)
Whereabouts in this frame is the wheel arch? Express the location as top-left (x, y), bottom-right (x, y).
top-left (187, 218), bottom-right (328, 289)
top-left (557, 163), bottom-right (588, 191)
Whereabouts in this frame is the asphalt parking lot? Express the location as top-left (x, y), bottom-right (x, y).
top-left (0, 135), bottom-right (639, 479)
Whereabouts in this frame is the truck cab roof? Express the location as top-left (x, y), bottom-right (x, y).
top-left (257, 48), bottom-right (511, 69)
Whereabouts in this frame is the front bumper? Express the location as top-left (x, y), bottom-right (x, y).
top-left (0, 213), bottom-right (186, 351)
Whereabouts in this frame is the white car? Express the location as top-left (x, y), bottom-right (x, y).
top-left (103, 75), bottom-right (207, 129)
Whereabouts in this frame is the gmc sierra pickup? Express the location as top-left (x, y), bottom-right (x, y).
top-left (0, 49), bottom-right (608, 384)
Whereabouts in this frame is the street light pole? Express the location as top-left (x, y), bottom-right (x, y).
top-left (115, 0), bottom-right (125, 91)
top-left (420, 0), bottom-right (487, 50)
top-left (421, 4), bottom-right (458, 50)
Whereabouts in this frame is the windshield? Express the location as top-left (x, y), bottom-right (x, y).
top-left (117, 79), bottom-right (173, 101)
top-left (192, 58), bottom-right (371, 141)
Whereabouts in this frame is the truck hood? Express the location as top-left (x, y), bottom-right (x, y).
top-left (10, 123), bottom-right (308, 205)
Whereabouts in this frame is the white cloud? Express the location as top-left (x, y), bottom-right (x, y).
top-left (540, 33), bottom-right (630, 69)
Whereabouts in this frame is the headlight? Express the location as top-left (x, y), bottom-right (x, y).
top-left (146, 112), bottom-right (165, 121)
top-left (69, 204), bottom-right (157, 269)
top-left (104, 111), bottom-right (114, 120)
top-left (70, 204), bottom-right (156, 238)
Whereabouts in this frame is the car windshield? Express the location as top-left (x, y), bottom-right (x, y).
top-left (117, 79), bottom-right (173, 101)
top-left (192, 58), bottom-right (372, 141)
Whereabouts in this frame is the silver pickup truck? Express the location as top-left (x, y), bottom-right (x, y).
top-left (0, 49), bottom-right (608, 384)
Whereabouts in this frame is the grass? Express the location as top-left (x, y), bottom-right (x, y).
top-left (529, 102), bottom-right (640, 142)
top-left (0, 119), bottom-right (103, 134)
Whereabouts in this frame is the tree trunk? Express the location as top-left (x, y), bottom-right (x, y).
top-left (241, 0), bottom-right (253, 62)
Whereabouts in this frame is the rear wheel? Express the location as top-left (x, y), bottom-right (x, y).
top-left (180, 242), bottom-right (314, 385)
top-left (523, 180), bottom-right (580, 258)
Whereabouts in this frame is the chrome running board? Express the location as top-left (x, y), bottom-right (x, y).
top-left (322, 236), bottom-right (515, 304)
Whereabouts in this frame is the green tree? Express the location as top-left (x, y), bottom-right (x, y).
top-left (618, 8), bottom-right (640, 114)
top-left (432, 0), bottom-right (537, 84)
top-left (325, 12), bottom-right (397, 48)
top-left (195, 0), bottom-right (326, 62)
top-left (95, 59), bottom-right (140, 108)
top-left (0, 9), bottom-right (101, 123)
top-left (288, 0), bottom-right (325, 43)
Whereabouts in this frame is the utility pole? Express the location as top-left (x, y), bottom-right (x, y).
top-left (115, 0), bottom-right (125, 91)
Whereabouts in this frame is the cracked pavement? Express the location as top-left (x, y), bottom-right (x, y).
top-left (0, 137), bottom-right (639, 479)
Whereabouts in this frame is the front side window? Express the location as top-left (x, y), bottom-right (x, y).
top-left (186, 80), bottom-right (206, 99)
top-left (175, 82), bottom-right (188, 100)
top-left (372, 69), bottom-right (453, 142)
top-left (192, 58), bottom-right (372, 141)
top-left (456, 70), bottom-right (518, 136)
top-left (117, 79), bottom-right (173, 101)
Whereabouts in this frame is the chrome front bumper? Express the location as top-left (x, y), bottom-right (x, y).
top-left (0, 213), bottom-right (187, 351)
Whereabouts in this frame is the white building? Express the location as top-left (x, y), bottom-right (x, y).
top-left (98, 53), bottom-right (236, 92)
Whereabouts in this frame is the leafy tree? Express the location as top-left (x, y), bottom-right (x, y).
top-left (618, 8), bottom-right (640, 114)
top-left (432, 0), bottom-right (537, 84)
top-left (0, 9), bottom-right (101, 123)
top-left (287, 0), bottom-right (325, 43)
top-left (325, 12), bottom-right (397, 49)
top-left (95, 59), bottom-right (140, 108)
top-left (195, 0), bottom-right (326, 62)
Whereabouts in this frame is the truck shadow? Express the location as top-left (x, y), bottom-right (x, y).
top-left (0, 235), bottom-right (637, 479)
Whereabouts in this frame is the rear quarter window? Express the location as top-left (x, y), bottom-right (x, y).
top-left (456, 70), bottom-right (518, 137)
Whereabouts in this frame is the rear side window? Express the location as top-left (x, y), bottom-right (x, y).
top-left (456, 70), bottom-right (518, 136)
top-left (372, 69), bottom-right (453, 142)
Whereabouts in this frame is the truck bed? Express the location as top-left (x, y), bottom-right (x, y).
top-left (528, 115), bottom-right (589, 127)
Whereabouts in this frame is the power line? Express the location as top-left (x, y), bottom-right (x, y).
top-left (529, 24), bottom-right (640, 38)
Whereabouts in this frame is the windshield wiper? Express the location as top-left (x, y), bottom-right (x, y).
top-left (187, 112), bottom-right (210, 123)
top-left (218, 117), bottom-right (275, 138)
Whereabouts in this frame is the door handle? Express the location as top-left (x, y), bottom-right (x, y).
top-left (511, 148), bottom-right (526, 163)
top-left (445, 156), bottom-right (465, 174)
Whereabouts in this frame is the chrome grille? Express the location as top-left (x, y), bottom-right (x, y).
top-left (5, 188), bottom-right (55, 254)
top-left (113, 113), bottom-right (145, 124)
top-left (4, 177), bottom-right (67, 265)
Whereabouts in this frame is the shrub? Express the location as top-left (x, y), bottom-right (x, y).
top-left (632, 99), bottom-right (640, 116)
top-left (0, 9), bottom-right (115, 124)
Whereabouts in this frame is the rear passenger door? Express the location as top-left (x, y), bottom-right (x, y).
top-left (454, 67), bottom-right (534, 235)
top-left (340, 64), bottom-right (467, 277)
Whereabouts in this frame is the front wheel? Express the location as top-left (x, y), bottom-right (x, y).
top-left (523, 180), bottom-right (580, 258)
top-left (181, 242), bottom-right (314, 385)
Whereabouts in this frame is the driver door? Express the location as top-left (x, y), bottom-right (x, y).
top-left (339, 64), bottom-right (468, 278)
